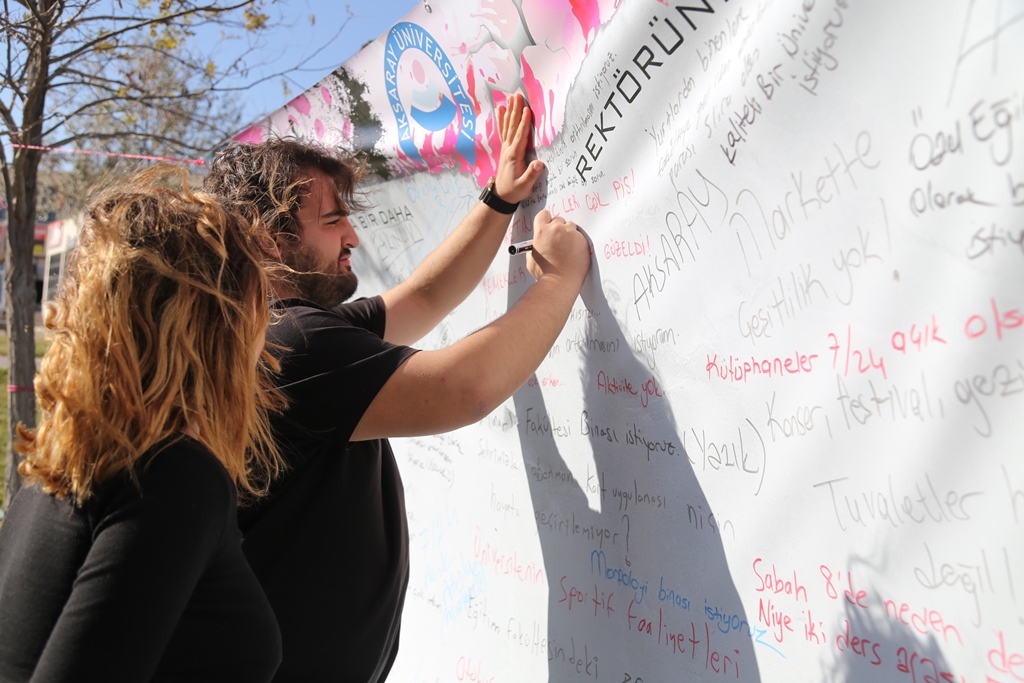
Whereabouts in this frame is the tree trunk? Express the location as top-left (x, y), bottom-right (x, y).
top-left (3, 1), bottom-right (53, 511)
top-left (3, 171), bottom-right (40, 509)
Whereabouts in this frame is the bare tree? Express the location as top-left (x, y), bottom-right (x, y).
top-left (0, 0), bottom-right (328, 509)
top-left (34, 37), bottom-right (243, 213)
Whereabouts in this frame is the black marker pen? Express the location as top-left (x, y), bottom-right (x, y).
top-left (508, 240), bottom-right (533, 255)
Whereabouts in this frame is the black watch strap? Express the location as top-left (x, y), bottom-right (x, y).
top-left (479, 178), bottom-right (519, 214)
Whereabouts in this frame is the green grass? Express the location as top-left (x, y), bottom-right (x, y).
top-left (0, 335), bottom-right (51, 358)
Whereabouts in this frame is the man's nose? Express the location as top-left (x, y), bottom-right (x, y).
top-left (343, 217), bottom-right (360, 248)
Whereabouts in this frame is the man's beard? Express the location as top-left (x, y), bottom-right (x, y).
top-left (281, 240), bottom-right (358, 309)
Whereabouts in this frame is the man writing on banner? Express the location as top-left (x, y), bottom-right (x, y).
top-left (204, 93), bottom-right (591, 682)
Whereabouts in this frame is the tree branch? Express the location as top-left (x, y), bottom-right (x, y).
top-left (0, 98), bottom-right (19, 134)
top-left (50, 0), bottom-right (255, 67)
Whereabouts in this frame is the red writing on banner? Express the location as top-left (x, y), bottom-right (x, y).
top-left (891, 314), bottom-right (947, 354)
top-left (896, 647), bottom-right (966, 683)
top-left (883, 599), bottom-right (963, 646)
top-left (752, 558), bottom-right (809, 602)
top-left (965, 297), bottom-right (1024, 341)
top-left (835, 619), bottom-right (882, 666)
top-left (707, 351), bottom-right (818, 382)
top-left (455, 656), bottom-right (495, 683)
top-left (988, 630), bottom-right (1024, 681)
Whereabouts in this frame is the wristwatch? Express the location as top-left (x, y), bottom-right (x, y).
top-left (478, 177), bottom-right (519, 214)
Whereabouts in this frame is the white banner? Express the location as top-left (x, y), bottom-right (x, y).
top-left (243, 1), bottom-right (1024, 680)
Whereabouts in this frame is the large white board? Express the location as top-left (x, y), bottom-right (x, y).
top-left (242, 0), bottom-right (1024, 680)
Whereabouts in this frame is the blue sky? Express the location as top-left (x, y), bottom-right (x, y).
top-left (234, 0), bottom-right (417, 128)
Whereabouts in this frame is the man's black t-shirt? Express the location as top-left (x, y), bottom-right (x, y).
top-left (239, 296), bottom-right (418, 683)
top-left (0, 438), bottom-right (282, 682)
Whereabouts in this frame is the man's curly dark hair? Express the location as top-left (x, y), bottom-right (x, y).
top-left (203, 139), bottom-right (368, 243)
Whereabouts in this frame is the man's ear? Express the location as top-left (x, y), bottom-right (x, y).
top-left (255, 230), bottom-right (283, 260)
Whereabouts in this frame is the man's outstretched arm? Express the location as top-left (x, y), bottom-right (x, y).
top-left (352, 210), bottom-right (590, 441)
top-left (381, 93), bottom-right (545, 346)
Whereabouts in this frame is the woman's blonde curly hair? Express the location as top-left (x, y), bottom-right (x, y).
top-left (17, 165), bottom-right (284, 504)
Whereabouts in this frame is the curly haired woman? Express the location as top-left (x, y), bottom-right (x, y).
top-left (0, 166), bottom-right (285, 682)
